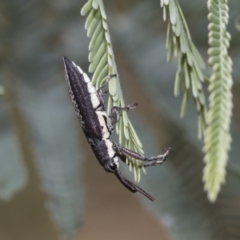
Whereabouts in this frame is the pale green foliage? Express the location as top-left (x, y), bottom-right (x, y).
top-left (203, 0), bottom-right (233, 202)
top-left (160, 0), bottom-right (207, 138)
top-left (81, 0), bottom-right (145, 182)
top-left (80, 0), bottom-right (234, 201)
top-left (161, 0), bottom-right (233, 202)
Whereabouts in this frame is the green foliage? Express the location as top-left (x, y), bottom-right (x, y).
top-left (160, 0), bottom-right (207, 138)
top-left (160, 0), bottom-right (234, 202)
top-left (81, 0), bottom-right (145, 182)
top-left (81, 0), bottom-right (234, 201)
top-left (203, 0), bottom-right (233, 202)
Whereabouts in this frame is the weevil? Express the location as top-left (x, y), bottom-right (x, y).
top-left (63, 56), bottom-right (171, 201)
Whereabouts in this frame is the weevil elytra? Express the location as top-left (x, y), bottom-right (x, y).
top-left (63, 56), bottom-right (171, 201)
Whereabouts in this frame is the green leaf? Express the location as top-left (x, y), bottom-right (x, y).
top-left (89, 42), bottom-right (106, 72)
top-left (203, 0), bottom-right (233, 202)
top-left (161, 0), bottom-right (207, 137)
top-left (180, 91), bottom-right (188, 118)
top-left (81, 0), bottom-right (93, 16)
top-left (174, 71), bottom-right (181, 96)
top-left (169, 0), bottom-right (177, 25)
top-left (92, 0), bottom-right (98, 10)
top-left (87, 11), bottom-right (101, 37)
top-left (81, 0), bottom-right (144, 181)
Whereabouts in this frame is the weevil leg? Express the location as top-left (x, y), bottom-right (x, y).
top-left (114, 169), bottom-right (155, 201)
top-left (97, 74), bottom-right (117, 93)
top-left (117, 152), bottom-right (167, 168)
top-left (109, 104), bottom-right (138, 132)
top-left (103, 159), bottom-right (155, 200)
top-left (114, 144), bottom-right (171, 166)
top-left (97, 74), bottom-right (117, 106)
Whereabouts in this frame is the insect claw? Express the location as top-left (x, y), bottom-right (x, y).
top-left (130, 103), bottom-right (138, 109)
top-left (110, 73), bottom-right (117, 78)
top-left (163, 147), bottom-right (172, 156)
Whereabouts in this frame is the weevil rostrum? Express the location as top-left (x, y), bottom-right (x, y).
top-left (63, 56), bottom-right (171, 201)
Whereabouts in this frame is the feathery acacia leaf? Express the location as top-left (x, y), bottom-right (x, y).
top-left (203, 0), bottom-right (233, 202)
top-left (160, 0), bottom-right (207, 138)
top-left (81, 0), bottom-right (145, 182)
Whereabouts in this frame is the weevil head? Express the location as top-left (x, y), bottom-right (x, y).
top-left (104, 157), bottom-right (119, 173)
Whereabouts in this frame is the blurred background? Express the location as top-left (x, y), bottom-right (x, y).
top-left (0, 0), bottom-right (240, 240)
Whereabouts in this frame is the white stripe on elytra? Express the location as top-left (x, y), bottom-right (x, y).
top-left (90, 93), bottom-right (100, 108)
top-left (113, 156), bottom-right (119, 167)
top-left (103, 139), bottom-right (115, 158)
top-left (96, 111), bottom-right (110, 139)
top-left (71, 61), bottom-right (77, 68)
top-left (103, 140), bottom-right (119, 167)
top-left (71, 61), bottom-right (100, 109)
top-left (87, 82), bottom-right (101, 108)
top-left (83, 73), bottom-right (90, 83)
top-left (77, 66), bottom-right (83, 74)
top-left (87, 82), bottom-right (96, 94)
top-left (72, 61), bottom-right (91, 83)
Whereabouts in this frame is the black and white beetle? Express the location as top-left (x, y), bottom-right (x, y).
top-left (63, 56), bottom-right (171, 201)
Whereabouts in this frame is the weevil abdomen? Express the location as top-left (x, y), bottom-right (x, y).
top-left (63, 56), bottom-right (103, 139)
